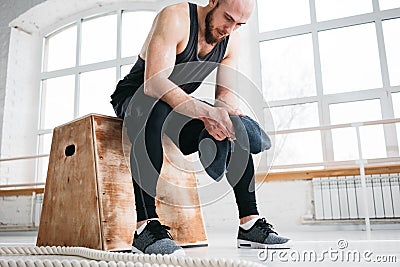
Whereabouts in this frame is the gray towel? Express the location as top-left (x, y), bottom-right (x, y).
top-left (198, 115), bottom-right (271, 181)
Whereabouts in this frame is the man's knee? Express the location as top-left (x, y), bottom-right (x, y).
top-left (146, 101), bottom-right (172, 130)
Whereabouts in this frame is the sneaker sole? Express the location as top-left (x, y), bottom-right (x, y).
top-left (237, 239), bottom-right (293, 249)
top-left (132, 245), bottom-right (186, 256)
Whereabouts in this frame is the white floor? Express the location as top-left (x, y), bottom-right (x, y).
top-left (1, 228), bottom-right (400, 266)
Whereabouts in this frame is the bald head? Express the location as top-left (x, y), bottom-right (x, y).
top-left (203, 0), bottom-right (255, 44)
top-left (220, 0), bottom-right (255, 4)
top-left (214, 0), bottom-right (255, 20)
top-left (219, 0), bottom-right (255, 11)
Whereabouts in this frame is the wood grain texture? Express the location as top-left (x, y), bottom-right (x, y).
top-left (37, 115), bottom-right (102, 249)
top-left (37, 114), bottom-right (207, 250)
top-left (92, 115), bottom-right (136, 251)
top-left (156, 136), bottom-right (207, 246)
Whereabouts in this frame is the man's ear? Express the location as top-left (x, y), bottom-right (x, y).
top-left (209, 0), bottom-right (218, 8)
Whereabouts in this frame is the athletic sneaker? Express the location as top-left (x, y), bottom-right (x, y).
top-left (237, 218), bottom-right (292, 249)
top-left (132, 220), bottom-right (185, 256)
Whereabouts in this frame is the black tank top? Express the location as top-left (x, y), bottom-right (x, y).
top-left (110, 2), bottom-right (230, 113)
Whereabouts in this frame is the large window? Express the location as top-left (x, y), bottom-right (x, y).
top-left (315, 0), bottom-right (372, 21)
top-left (382, 18), bottom-right (400, 86)
top-left (393, 92), bottom-right (400, 147)
top-left (259, 34), bottom-right (316, 101)
top-left (329, 100), bottom-right (386, 160)
top-left (258, 0), bottom-right (400, 168)
top-left (257, 0), bottom-right (310, 32)
top-left (37, 9), bottom-right (156, 181)
top-left (319, 23), bottom-right (382, 94)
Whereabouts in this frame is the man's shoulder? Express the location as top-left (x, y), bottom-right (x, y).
top-left (164, 2), bottom-right (189, 11)
top-left (154, 2), bottom-right (190, 41)
top-left (159, 2), bottom-right (189, 20)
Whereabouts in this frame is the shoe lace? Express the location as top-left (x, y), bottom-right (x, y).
top-left (147, 221), bottom-right (174, 240)
top-left (255, 218), bottom-right (277, 235)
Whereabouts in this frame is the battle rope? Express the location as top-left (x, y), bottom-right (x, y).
top-left (0, 246), bottom-right (263, 267)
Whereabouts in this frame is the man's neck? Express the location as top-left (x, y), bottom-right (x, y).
top-left (196, 5), bottom-right (211, 45)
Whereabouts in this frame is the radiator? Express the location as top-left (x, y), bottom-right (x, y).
top-left (312, 174), bottom-right (400, 220)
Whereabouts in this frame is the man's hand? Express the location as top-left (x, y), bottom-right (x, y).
top-left (200, 107), bottom-right (236, 141)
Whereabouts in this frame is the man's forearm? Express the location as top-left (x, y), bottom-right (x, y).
top-left (144, 76), bottom-right (236, 139)
top-left (162, 88), bottom-right (215, 120)
top-left (144, 77), bottom-right (213, 119)
top-left (215, 86), bottom-right (240, 110)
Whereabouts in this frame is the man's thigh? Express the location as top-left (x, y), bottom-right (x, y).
top-left (164, 110), bottom-right (205, 155)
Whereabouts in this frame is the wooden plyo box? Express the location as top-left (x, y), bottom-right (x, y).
top-left (37, 114), bottom-right (207, 251)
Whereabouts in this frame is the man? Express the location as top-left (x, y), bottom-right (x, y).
top-left (111, 0), bottom-right (291, 256)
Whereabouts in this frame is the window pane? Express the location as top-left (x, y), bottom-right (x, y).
top-left (37, 134), bottom-right (52, 183)
top-left (382, 19), bottom-right (400, 86)
top-left (260, 34), bottom-right (316, 101)
top-left (393, 92), bottom-right (400, 150)
top-left (46, 25), bottom-right (77, 71)
top-left (270, 102), bottom-right (319, 130)
top-left (257, 0), bottom-right (310, 32)
top-left (274, 131), bottom-right (323, 165)
top-left (379, 0), bottom-right (400, 10)
top-left (121, 64), bottom-right (134, 78)
top-left (319, 24), bottom-right (382, 94)
top-left (331, 128), bottom-right (358, 160)
top-left (331, 126), bottom-right (386, 160)
top-left (37, 156), bottom-right (49, 183)
top-left (79, 68), bottom-right (116, 116)
top-left (39, 133), bottom-right (53, 154)
top-left (315, 0), bottom-right (372, 21)
top-left (330, 99), bottom-right (382, 124)
top-left (41, 75), bottom-right (75, 129)
top-left (393, 92), bottom-right (400, 117)
top-left (122, 11), bottom-right (156, 58)
top-left (329, 100), bottom-right (385, 160)
top-left (81, 14), bottom-right (117, 64)
top-left (360, 125), bottom-right (387, 159)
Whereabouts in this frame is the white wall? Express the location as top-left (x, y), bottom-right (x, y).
top-left (0, 28), bottom-right (42, 185)
top-left (197, 167), bottom-right (315, 232)
top-left (0, 0), bottom-right (43, 157)
top-left (0, 195), bottom-right (35, 228)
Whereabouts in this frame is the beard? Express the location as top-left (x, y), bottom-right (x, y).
top-left (205, 5), bottom-right (225, 45)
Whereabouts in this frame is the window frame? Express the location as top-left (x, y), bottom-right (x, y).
top-left (36, 4), bottom-right (159, 182)
top-left (256, 0), bottom-right (400, 166)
